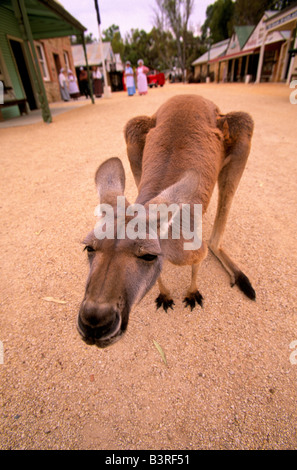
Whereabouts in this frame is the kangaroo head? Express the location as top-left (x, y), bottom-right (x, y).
top-left (77, 158), bottom-right (200, 348)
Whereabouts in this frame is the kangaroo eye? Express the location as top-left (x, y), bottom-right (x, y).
top-left (138, 254), bottom-right (158, 262)
top-left (84, 245), bottom-right (95, 253)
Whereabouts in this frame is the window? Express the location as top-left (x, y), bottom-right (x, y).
top-left (36, 43), bottom-right (50, 81)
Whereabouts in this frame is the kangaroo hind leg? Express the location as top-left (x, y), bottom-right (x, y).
top-left (210, 111), bottom-right (256, 300)
top-left (124, 115), bottom-right (156, 187)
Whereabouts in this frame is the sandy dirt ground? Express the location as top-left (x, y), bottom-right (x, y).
top-left (0, 82), bottom-right (296, 450)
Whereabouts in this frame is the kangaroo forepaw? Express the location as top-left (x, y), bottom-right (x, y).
top-left (183, 290), bottom-right (204, 310)
top-left (155, 294), bottom-right (175, 313)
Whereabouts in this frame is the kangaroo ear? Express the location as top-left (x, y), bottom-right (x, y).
top-left (95, 157), bottom-right (126, 204)
top-left (146, 170), bottom-right (201, 243)
top-left (148, 170), bottom-right (200, 206)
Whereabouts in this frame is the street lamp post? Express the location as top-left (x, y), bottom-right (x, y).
top-left (94, 0), bottom-right (112, 98)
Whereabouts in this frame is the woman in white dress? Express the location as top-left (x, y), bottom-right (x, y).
top-left (67, 69), bottom-right (80, 100)
top-left (58, 68), bottom-right (70, 101)
top-left (136, 59), bottom-right (149, 95)
top-left (124, 61), bottom-right (135, 96)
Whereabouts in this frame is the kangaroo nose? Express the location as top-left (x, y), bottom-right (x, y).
top-left (77, 300), bottom-right (125, 348)
top-left (80, 301), bottom-right (119, 328)
top-left (78, 301), bottom-right (122, 345)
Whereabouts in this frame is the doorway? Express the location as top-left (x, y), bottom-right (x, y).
top-left (53, 53), bottom-right (61, 77)
top-left (9, 39), bottom-right (37, 110)
top-left (247, 54), bottom-right (259, 81)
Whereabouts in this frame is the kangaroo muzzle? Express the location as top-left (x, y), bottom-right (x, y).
top-left (77, 301), bottom-right (123, 348)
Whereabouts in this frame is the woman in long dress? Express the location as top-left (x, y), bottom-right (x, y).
top-left (58, 68), bottom-right (70, 101)
top-left (92, 66), bottom-right (103, 97)
top-left (67, 69), bottom-right (80, 100)
top-left (124, 61), bottom-right (135, 96)
top-left (136, 59), bottom-right (149, 95)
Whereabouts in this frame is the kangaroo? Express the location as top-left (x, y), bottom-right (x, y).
top-left (77, 94), bottom-right (255, 348)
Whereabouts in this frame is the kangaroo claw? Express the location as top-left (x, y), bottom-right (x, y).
top-left (155, 294), bottom-right (175, 313)
top-left (183, 290), bottom-right (204, 310)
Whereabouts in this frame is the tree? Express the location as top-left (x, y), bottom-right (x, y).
top-left (184, 29), bottom-right (207, 71)
top-left (123, 29), bottom-right (151, 66)
top-left (234, 0), bottom-right (296, 26)
top-left (102, 24), bottom-right (120, 42)
top-left (146, 28), bottom-right (178, 70)
top-left (154, 0), bottom-right (195, 79)
top-left (102, 24), bottom-right (124, 57)
top-left (71, 33), bottom-right (97, 45)
top-left (201, 0), bottom-right (235, 43)
top-left (234, 0), bottom-right (272, 25)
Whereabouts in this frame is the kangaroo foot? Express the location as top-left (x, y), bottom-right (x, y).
top-left (183, 290), bottom-right (204, 310)
top-left (155, 293), bottom-right (175, 313)
top-left (232, 272), bottom-right (256, 301)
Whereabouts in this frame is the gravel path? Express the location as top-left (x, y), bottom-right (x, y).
top-left (0, 83), bottom-right (296, 450)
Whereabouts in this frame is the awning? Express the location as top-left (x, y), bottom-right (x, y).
top-left (192, 39), bottom-right (229, 66)
top-left (212, 38), bottom-right (287, 64)
top-left (2, 0), bottom-right (87, 38)
top-left (210, 47), bottom-right (257, 63)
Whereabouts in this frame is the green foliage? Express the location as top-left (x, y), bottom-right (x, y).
top-left (145, 28), bottom-right (178, 70)
top-left (234, 0), bottom-right (275, 25)
top-left (71, 33), bottom-right (97, 45)
top-left (102, 24), bottom-right (120, 42)
top-left (123, 29), bottom-right (151, 67)
top-left (235, 0), bottom-right (297, 25)
top-left (202, 0), bottom-right (235, 43)
top-left (206, 0), bottom-right (297, 34)
top-left (102, 24), bottom-right (125, 57)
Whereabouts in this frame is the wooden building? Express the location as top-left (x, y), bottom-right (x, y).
top-left (0, 0), bottom-right (93, 123)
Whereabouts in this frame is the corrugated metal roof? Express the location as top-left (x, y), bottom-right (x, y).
top-left (71, 42), bottom-right (113, 66)
top-left (0, 0), bottom-right (87, 39)
top-left (71, 42), bottom-right (124, 71)
top-left (234, 25), bottom-right (255, 49)
top-left (192, 39), bottom-right (229, 66)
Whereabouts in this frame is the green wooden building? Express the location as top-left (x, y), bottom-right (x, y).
top-left (0, 0), bottom-right (93, 123)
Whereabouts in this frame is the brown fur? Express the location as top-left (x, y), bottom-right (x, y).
top-left (77, 95), bottom-right (255, 348)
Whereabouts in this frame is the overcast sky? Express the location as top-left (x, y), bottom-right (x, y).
top-left (58, 0), bottom-right (213, 38)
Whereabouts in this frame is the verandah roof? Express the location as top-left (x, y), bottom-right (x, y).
top-left (1, 0), bottom-right (87, 38)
